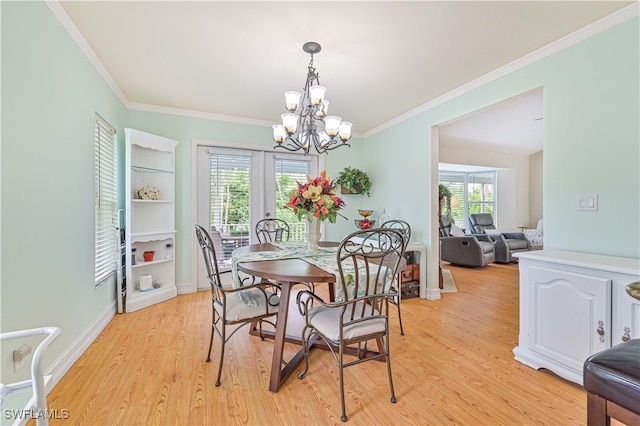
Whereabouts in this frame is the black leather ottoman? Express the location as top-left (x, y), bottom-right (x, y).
top-left (583, 339), bottom-right (640, 426)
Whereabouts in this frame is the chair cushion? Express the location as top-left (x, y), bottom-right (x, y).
top-left (505, 239), bottom-right (529, 250)
top-left (216, 290), bottom-right (279, 322)
top-left (307, 301), bottom-right (386, 342)
top-left (583, 339), bottom-right (640, 415)
top-left (450, 223), bottom-right (465, 237)
top-left (478, 240), bottom-right (495, 254)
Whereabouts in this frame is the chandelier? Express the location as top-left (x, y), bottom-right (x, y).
top-left (272, 42), bottom-right (352, 155)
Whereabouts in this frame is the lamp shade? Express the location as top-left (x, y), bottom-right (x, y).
top-left (318, 131), bottom-right (330, 147)
top-left (281, 113), bottom-right (299, 134)
top-left (284, 91), bottom-right (301, 111)
top-left (315, 99), bottom-right (329, 118)
top-left (309, 85), bottom-right (326, 105)
top-left (324, 116), bottom-right (341, 137)
top-left (272, 124), bottom-right (286, 143)
top-left (338, 121), bottom-right (352, 142)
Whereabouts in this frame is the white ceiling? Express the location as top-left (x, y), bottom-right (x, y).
top-left (58, 1), bottom-right (632, 151)
top-left (439, 87), bottom-right (544, 155)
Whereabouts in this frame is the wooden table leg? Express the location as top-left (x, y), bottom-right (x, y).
top-left (268, 281), bottom-right (309, 392)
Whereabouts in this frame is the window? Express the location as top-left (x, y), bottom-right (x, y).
top-left (274, 156), bottom-right (311, 241)
top-left (207, 149), bottom-right (253, 265)
top-left (209, 151), bottom-right (252, 239)
top-left (94, 114), bottom-right (117, 287)
top-left (439, 170), bottom-right (496, 230)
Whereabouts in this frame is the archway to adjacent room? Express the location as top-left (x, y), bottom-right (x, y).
top-left (431, 87), bottom-right (544, 291)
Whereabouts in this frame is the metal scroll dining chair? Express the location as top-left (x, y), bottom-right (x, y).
top-left (296, 228), bottom-right (405, 422)
top-left (381, 219), bottom-right (411, 336)
top-left (255, 218), bottom-right (318, 293)
top-left (255, 218), bottom-right (290, 243)
top-left (195, 224), bottom-right (280, 386)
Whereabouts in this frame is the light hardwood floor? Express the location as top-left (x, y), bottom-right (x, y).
top-left (45, 263), bottom-right (591, 425)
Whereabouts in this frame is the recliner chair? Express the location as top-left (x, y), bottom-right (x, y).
top-left (439, 214), bottom-right (495, 267)
top-left (468, 213), bottom-right (530, 263)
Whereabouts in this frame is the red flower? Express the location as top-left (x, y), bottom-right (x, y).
top-left (283, 169), bottom-right (345, 224)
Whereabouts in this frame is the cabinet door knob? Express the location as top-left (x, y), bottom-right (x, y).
top-left (597, 320), bottom-right (605, 343)
top-left (626, 281), bottom-right (640, 301)
top-left (621, 327), bottom-right (631, 343)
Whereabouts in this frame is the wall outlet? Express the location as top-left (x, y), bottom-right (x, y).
top-left (13, 343), bottom-right (32, 372)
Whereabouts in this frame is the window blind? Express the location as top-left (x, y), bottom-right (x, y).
top-left (94, 114), bottom-right (117, 287)
top-left (439, 170), bottom-right (496, 230)
top-left (275, 156), bottom-right (310, 241)
top-left (209, 152), bottom-right (251, 238)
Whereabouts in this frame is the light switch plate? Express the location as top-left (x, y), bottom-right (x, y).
top-left (577, 194), bottom-right (598, 211)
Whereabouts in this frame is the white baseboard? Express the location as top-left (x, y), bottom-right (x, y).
top-left (46, 301), bottom-right (116, 394)
top-left (8, 303), bottom-right (116, 425)
top-left (176, 282), bottom-right (195, 295)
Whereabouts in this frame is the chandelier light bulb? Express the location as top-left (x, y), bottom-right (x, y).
top-left (319, 131), bottom-right (330, 147)
top-left (339, 121), bottom-right (352, 142)
top-left (315, 99), bottom-right (329, 118)
top-left (272, 124), bottom-right (286, 143)
top-left (284, 91), bottom-right (301, 111)
top-left (309, 85), bottom-right (326, 105)
top-left (281, 113), bottom-right (299, 134)
top-left (324, 116), bottom-right (342, 137)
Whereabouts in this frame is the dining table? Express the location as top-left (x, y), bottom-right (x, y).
top-left (231, 240), bottom-right (387, 392)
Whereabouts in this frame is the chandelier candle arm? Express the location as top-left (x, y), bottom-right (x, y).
top-left (272, 41), bottom-right (352, 155)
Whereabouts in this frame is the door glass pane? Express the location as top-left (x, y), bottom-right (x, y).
top-left (275, 158), bottom-right (309, 241)
top-left (209, 153), bottom-right (251, 262)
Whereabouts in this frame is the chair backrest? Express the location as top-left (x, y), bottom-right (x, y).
top-left (195, 225), bottom-right (224, 295)
top-left (438, 213), bottom-right (455, 237)
top-left (336, 228), bottom-right (405, 302)
top-left (381, 219), bottom-right (411, 253)
top-left (255, 218), bottom-right (290, 243)
top-left (469, 213), bottom-right (496, 234)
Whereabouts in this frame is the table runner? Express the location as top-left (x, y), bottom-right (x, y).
top-left (232, 241), bottom-right (392, 305)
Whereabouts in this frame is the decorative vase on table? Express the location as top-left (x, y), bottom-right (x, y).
top-left (305, 216), bottom-right (322, 252)
top-left (285, 170), bottom-right (346, 251)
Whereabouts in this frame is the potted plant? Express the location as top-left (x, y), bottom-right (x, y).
top-left (336, 167), bottom-right (372, 196)
top-left (439, 183), bottom-right (452, 215)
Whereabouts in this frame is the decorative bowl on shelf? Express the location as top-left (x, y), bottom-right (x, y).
top-left (355, 219), bottom-right (375, 230)
top-left (358, 209), bottom-right (374, 218)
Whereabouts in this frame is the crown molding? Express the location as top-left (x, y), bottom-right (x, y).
top-left (47, 1), bottom-right (637, 137)
top-left (125, 102), bottom-right (275, 128)
top-left (363, 2), bottom-right (639, 138)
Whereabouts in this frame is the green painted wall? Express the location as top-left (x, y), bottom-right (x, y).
top-left (1, 0), bottom-right (638, 397)
top-left (1, 1), bottom-right (127, 385)
top-left (363, 17), bottom-right (639, 260)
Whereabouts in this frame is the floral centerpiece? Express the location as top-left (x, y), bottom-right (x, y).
top-left (286, 170), bottom-right (346, 223)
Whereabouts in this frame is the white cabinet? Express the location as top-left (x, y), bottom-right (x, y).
top-left (124, 129), bottom-right (178, 312)
top-left (513, 250), bottom-right (640, 385)
top-left (614, 279), bottom-right (640, 343)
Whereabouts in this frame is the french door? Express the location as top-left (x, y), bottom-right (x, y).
top-left (195, 144), bottom-right (318, 289)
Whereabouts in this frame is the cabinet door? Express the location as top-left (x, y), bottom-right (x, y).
top-left (528, 266), bottom-right (611, 372)
top-left (614, 280), bottom-right (640, 344)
